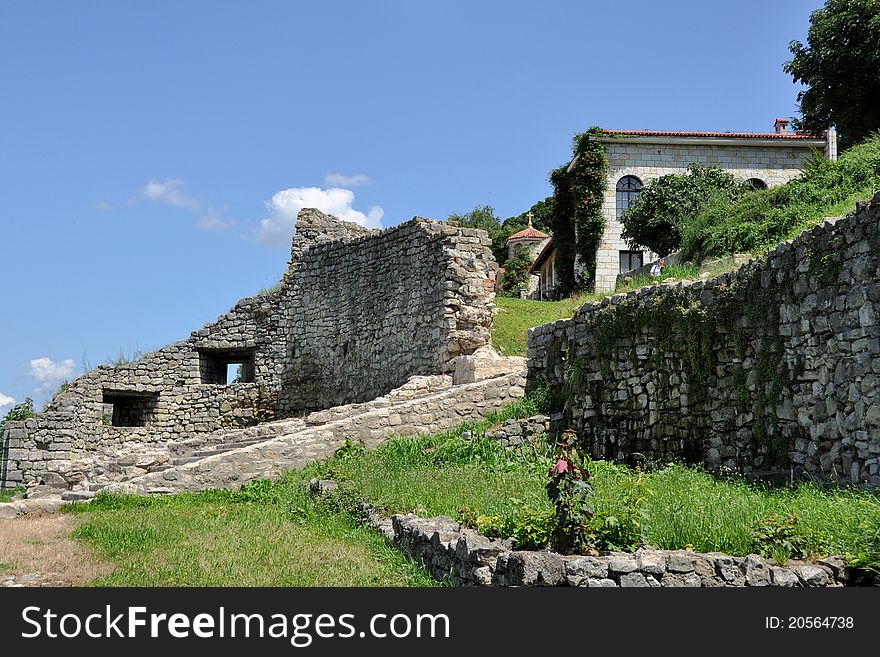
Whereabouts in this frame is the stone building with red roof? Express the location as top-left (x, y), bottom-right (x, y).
top-left (530, 119), bottom-right (837, 296)
top-left (502, 215), bottom-right (550, 296)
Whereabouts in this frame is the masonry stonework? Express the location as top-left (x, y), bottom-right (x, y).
top-left (528, 194), bottom-right (880, 487)
top-left (390, 514), bottom-right (850, 587)
top-left (2, 210), bottom-right (498, 489)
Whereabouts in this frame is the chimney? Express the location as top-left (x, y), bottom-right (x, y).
top-left (774, 118), bottom-right (790, 134)
top-left (824, 128), bottom-right (838, 161)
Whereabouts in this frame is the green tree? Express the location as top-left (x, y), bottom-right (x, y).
top-left (0, 397), bottom-right (36, 439)
top-left (621, 164), bottom-right (746, 256)
top-left (498, 245), bottom-right (534, 297)
top-left (784, 0), bottom-right (880, 148)
top-left (502, 197), bottom-right (554, 233)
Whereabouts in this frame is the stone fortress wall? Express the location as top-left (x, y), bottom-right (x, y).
top-left (1, 210), bottom-right (499, 489)
top-left (528, 194), bottom-right (880, 488)
top-left (592, 131), bottom-right (833, 291)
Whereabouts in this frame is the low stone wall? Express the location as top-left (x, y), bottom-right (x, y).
top-left (104, 370), bottom-right (526, 495)
top-left (391, 514), bottom-right (850, 587)
top-left (529, 195), bottom-right (880, 486)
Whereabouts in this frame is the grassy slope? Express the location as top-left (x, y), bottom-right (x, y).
top-left (67, 407), bottom-right (880, 583)
top-left (492, 297), bottom-right (580, 356)
top-left (69, 486), bottom-right (436, 587)
top-left (492, 263), bottom-right (701, 357)
top-left (315, 430), bottom-right (880, 564)
top-left (682, 133), bottom-right (880, 261)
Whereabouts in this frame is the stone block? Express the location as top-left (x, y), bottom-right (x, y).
top-left (502, 551), bottom-right (566, 586)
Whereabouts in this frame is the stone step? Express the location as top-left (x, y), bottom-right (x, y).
top-left (61, 491), bottom-right (95, 501)
top-left (171, 456), bottom-right (203, 466)
top-left (190, 438), bottom-right (269, 458)
top-left (89, 483), bottom-right (108, 492)
top-left (191, 446), bottom-right (238, 458)
top-left (213, 438), bottom-right (267, 450)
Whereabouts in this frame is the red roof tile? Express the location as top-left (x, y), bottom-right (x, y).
top-left (598, 129), bottom-right (821, 141)
top-left (507, 226), bottom-right (549, 241)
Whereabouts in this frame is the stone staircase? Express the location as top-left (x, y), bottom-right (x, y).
top-left (81, 419), bottom-right (307, 496)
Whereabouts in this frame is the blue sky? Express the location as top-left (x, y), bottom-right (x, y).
top-left (0, 0), bottom-right (824, 410)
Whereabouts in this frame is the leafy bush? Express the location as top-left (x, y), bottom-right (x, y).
top-left (498, 245), bottom-right (534, 297)
top-left (622, 164), bottom-right (746, 256)
top-left (681, 133), bottom-right (880, 261)
top-left (0, 397), bottom-right (35, 435)
top-left (471, 502), bottom-right (555, 550)
top-left (546, 431), bottom-right (594, 553)
top-left (588, 460), bottom-right (650, 551)
top-left (750, 513), bottom-right (812, 564)
top-left (549, 128), bottom-right (610, 294)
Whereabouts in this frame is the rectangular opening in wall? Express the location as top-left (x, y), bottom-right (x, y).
top-left (198, 348), bottom-right (256, 385)
top-left (102, 390), bottom-right (160, 427)
top-left (619, 250), bottom-right (643, 274)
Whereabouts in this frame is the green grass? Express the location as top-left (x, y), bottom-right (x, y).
top-left (0, 486), bottom-right (24, 503)
top-left (681, 133), bottom-right (880, 261)
top-left (492, 296), bottom-right (584, 356)
top-left (0, 561), bottom-right (14, 574)
top-left (492, 263), bottom-right (702, 357)
top-left (644, 465), bottom-right (880, 560)
top-left (68, 486), bottom-right (436, 587)
top-left (309, 422), bottom-right (880, 569)
top-left (615, 263), bottom-right (701, 291)
top-left (67, 395), bottom-right (880, 583)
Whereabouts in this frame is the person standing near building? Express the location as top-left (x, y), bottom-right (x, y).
top-left (650, 259), bottom-right (665, 277)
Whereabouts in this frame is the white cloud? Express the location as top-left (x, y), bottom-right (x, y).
top-left (142, 179), bottom-right (202, 210)
top-left (29, 357), bottom-right (76, 387)
top-left (323, 173), bottom-right (370, 187)
top-left (197, 208), bottom-right (235, 230)
top-left (0, 393), bottom-right (15, 409)
top-left (255, 186), bottom-right (384, 246)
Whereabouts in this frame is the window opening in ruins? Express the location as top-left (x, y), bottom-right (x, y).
top-left (747, 177), bottom-right (768, 191)
top-left (102, 390), bottom-right (160, 427)
top-left (198, 348), bottom-right (256, 385)
top-left (619, 250), bottom-right (644, 274)
top-left (616, 175), bottom-right (642, 219)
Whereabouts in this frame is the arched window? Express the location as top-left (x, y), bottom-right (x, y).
top-left (747, 178), bottom-right (767, 191)
top-left (616, 175), bottom-right (642, 219)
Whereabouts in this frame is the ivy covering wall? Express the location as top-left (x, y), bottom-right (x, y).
top-left (549, 128), bottom-right (610, 295)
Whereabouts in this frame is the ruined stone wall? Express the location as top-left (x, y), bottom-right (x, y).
top-left (277, 213), bottom-right (495, 413)
top-left (2, 210), bottom-right (497, 488)
top-left (528, 195), bottom-right (880, 487)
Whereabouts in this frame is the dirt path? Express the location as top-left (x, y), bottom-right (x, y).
top-left (0, 514), bottom-right (111, 587)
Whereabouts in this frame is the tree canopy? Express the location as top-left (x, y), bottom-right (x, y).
top-left (447, 198), bottom-right (553, 266)
top-left (621, 165), bottom-right (745, 257)
top-left (784, 0), bottom-right (880, 148)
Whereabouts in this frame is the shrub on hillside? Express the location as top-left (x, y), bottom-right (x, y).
top-left (622, 164), bottom-right (746, 256)
top-left (681, 133), bottom-right (880, 261)
top-left (498, 246), bottom-right (534, 297)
